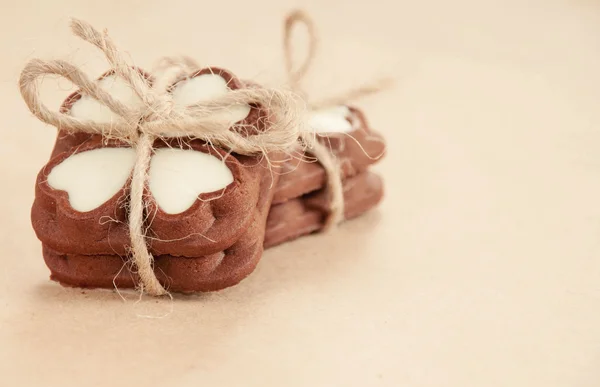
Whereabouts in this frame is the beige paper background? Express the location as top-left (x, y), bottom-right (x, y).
top-left (2, 0), bottom-right (600, 386)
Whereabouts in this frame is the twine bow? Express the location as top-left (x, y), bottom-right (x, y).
top-left (19, 19), bottom-right (305, 296)
top-left (283, 10), bottom-right (391, 230)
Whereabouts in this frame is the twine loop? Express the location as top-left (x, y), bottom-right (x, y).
top-left (139, 95), bottom-right (174, 124)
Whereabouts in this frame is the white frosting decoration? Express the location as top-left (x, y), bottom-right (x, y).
top-left (47, 148), bottom-right (136, 212)
top-left (148, 148), bottom-right (234, 214)
top-left (50, 74), bottom-right (236, 214)
top-left (170, 73), bottom-right (251, 124)
top-left (69, 75), bottom-right (145, 123)
top-left (308, 105), bottom-right (354, 133)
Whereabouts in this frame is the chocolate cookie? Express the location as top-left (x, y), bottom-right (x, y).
top-left (273, 105), bottom-right (385, 204)
top-left (264, 171), bottom-right (384, 248)
top-left (32, 67), bottom-right (287, 291)
top-left (32, 67), bottom-right (275, 257)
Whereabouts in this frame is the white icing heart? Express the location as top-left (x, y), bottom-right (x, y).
top-left (47, 148), bottom-right (136, 212)
top-left (171, 73), bottom-right (251, 124)
top-left (69, 75), bottom-right (145, 123)
top-left (51, 73), bottom-right (237, 214)
top-left (308, 105), bottom-right (354, 133)
top-left (148, 148), bottom-right (234, 214)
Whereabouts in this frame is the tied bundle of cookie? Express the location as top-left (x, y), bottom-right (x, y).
top-left (20, 11), bottom-right (388, 296)
top-left (263, 11), bottom-right (387, 247)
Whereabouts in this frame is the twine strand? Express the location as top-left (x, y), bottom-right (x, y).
top-left (310, 77), bottom-right (393, 111)
top-left (71, 20), bottom-right (157, 110)
top-left (304, 138), bottom-right (345, 228)
top-left (283, 10), bottom-right (318, 95)
top-left (283, 10), bottom-right (342, 231)
top-left (127, 133), bottom-right (166, 295)
top-left (151, 56), bottom-right (201, 94)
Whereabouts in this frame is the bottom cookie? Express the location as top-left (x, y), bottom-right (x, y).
top-left (42, 229), bottom-right (262, 293)
top-left (264, 171), bottom-right (384, 248)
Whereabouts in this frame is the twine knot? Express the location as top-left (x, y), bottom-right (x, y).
top-left (139, 95), bottom-right (174, 124)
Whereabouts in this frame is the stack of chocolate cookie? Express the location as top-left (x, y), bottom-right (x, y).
top-left (28, 67), bottom-right (385, 293)
top-left (265, 105), bottom-right (386, 247)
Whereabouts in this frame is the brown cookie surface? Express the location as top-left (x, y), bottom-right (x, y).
top-left (264, 171), bottom-right (384, 248)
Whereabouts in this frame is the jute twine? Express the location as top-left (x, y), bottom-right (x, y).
top-left (19, 19), bottom-right (306, 296)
